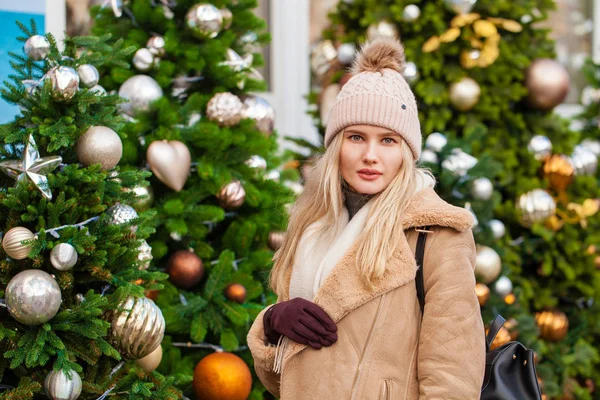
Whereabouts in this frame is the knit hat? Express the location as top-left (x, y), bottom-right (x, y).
top-left (324, 37), bottom-right (422, 160)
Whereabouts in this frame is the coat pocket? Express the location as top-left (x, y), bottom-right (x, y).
top-left (379, 379), bottom-right (394, 400)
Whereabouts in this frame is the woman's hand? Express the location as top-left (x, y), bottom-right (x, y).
top-left (263, 298), bottom-right (338, 349)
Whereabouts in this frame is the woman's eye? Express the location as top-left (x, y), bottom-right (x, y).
top-left (382, 137), bottom-right (396, 144)
top-left (350, 135), bottom-right (362, 141)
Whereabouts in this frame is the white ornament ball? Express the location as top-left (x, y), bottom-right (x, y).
top-left (24, 35), bottom-right (51, 61)
top-left (133, 48), bottom-right (156, 72)
top-left (105, 204), bottom-right (139, 229)
top-left (425, 132), bottom-right (448, 152)
top-left (580, 138), bottom-right (600, 156)
top-left (118, 75), bottom-right (163, 117)
top-left (77, 64), bottom-right (99, 88)
top-left (45, 369), bottom-right (82, 400)
top-left (76, 126), bottom-right (123, 170)
top-left (527, 135), bottom-right (553, 161)
top-left (442, 148), bottom-right (478, 177)
top-left (241, 95), bottom-right (275, 135)
top-left (6, 269), bottom-right (62, 325)
top-left (571, 145), bottom-right (598, 176)
top-left (50, 243), bottom-right (78, 271)
top-left (88, 85), bottom-right (106, 96)
top-left (337, 43), bottom-right (357, 65)
top-left (146, 35), bottom-right (166, 57)
top-left (488, 219), bottom-right (506, 239)
top-left (265, 170), bottom-right (280, 181)
top-left (419, 149), bottom-right (439, 164)
top-left (245, 155), bottom-right (267, 170)
top-left (402, 4), bottom-right (421, 21)
top-left (403, 61), bottom-right (419, 84)
top-left (367, 20), bottom-right (399, 41)
top-left (449, 77), bottom-right (481, 111)
top-left (471, 177), bottom-right (493, 200)
top-left (3, 227), bottom-right (35, 260)
top-left (494, 276), bottom-right (513, 297)
top-left (475, 246), bottom-right (502, 284)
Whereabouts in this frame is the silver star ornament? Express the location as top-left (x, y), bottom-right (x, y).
top-left (0, 135), bottom-right (62, 200)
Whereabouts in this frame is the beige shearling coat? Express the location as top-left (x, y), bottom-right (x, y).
top-left (247, 187), bottom-right (486, 399)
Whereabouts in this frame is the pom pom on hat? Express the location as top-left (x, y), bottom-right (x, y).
top-left (351, 37), bottom-right (406, 75)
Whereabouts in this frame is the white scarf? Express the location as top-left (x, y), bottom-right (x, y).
top-left (289, 171), bottom-right (435, 301)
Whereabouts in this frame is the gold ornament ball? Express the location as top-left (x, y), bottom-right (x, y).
top-left (475, 283), bottom-right (490, 307)
top-left (536, 310), bottom-right (569, 342)
top-left (225, 283), bottom-right (247, 304)
top-left (543, 154), bottom-right (574, 192)
top-left (129, 185), bottom-right (154, 212)
top-left (486, 326), bottom-right (511, 350)
top-left (474, 245), bottom-right (502, 284)
top-left (3, 227), bottom-right (35, 259)
top-left (192, 352), bottom-right (252, 400)
top-left (516, 189), bottom-right (556, 227)
top-left (76, 126), bottom-right (123, 170)
top-left (218, 180), bottom-right (246, 209)
top-left (136, 344), bottom-right (163, 373)
top-left (449, 77), bottom-right (481, 111)
top-left (526, 58), bottom-right (570, 111)
top-left (167, 250), bottom-right (204, 289)
top-left (268, 231), bottom-right (286, 251)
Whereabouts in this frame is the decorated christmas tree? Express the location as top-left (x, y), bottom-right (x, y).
top-left (91, 1), bottom-right (293, 399)
top-left (307, 0), bottom-right (600, 398)
top-left (0, 23), bottom-right (181, 399)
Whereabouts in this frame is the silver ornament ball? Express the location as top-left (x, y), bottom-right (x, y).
top-left (571, 145), bottom-right (598, 176)
top-left (516, 189), bottom-right (556, 227)
top-left (265, 170), bottom-right (281, 181)
top-left (89, 84), bottom-right (106, 96)
top-left (367, 20), bottom-right (399, 40)
top-left (442, 148), bottom-right (478, 177)
top-left (337, 43), bottom-right (357, 65)
top-left (443, 0), bottom-right (477, 14)
top-left (105, 203), bottom-right (138, 229)
top-left (24, 35), bottom-right (50, 61)
top-left (402, 4), bottom-right (421, 22)
top-left (403, 61), bottom-right (419, 84)
top-left (246, 155), bottom-right (267, 170)
top-left (137, 240), bottom-right (153, 270)
top-left (44, 66), bottom-right (80, 102)
top-left (488, 219), bottom-right (506, 239)
top-left (238, 31), bottom-right (261, 54)
top-left (2, 226), bottom-right (35, 260)
top-left (241, 95), bottom-right (275, 135)
top-left (50, 243), bottom-right (78, 271)
top-left (580, 138), bottom-right (600, 156)
top-left (146, 35), bottom-right (166, 57)
top-left (207, 92), bottom-right (243, 127)
top-left (311, 40), bottom-right (337, 79)
top-left (527, 135), bottom-right (553, 161)
top-left (133, 48), bottom-right (156, 72)
top-left (76, 64), bottom-right (99, 88)
top-left (45, 369), bottom-right (82, 400)
top-left (185, 3), bottom-right (223, 39)
top-left (76, 126), bottom-right (123, 170)
top-left (471, 177), bottom-right (493, 201)
top-left (107, 296), bottom-right (165, 359)
top-left (284, 180), bottom-right (304, 196)
top-left (494, 276), bottom-right (513, 297)
top-left (6, 269), bottom-right (62, 325)
top-left (118, 75), bottom-right (163, 117)
top-left (425, 132), bottom-right (448, 152)
top-left (419, 149), bottom-right (439, 164)
top-left (129, 185), bottom-right (154, 212)
top-left (474, 245), bottom-right (502, 284)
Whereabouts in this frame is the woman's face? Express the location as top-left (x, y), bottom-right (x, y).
top-left (339, 124), bottom-right (404, 195)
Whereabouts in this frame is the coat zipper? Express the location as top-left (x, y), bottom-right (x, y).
top-left (349, 295), bottom-right (385, 400)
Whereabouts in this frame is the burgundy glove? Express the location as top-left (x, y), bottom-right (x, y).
top-left (263, 298), bottom-right (338, 350)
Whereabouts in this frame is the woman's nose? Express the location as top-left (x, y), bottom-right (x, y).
top-left (362, 143), bottom-right (378, 163)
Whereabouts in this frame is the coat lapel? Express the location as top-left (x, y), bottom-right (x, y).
top-left (278, 187), bottom-right (475, 366)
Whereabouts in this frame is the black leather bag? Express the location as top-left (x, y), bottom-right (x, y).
top-left (415, 228), bottom-right (542, 400)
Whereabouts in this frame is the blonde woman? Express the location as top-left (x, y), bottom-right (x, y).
top-left (248, 38), bottom-right (486, 399)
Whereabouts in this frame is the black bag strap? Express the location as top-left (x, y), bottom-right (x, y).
top-left (415, 227), bottom-right (430, 315)
top-left (485, 314), bottom-right (506, 352)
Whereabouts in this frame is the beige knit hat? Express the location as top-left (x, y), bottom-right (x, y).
top-left (324, 37), bottom-right (421, 160)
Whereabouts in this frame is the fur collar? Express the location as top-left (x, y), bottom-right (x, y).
top-left (278, 187), bottom-right (474, 368)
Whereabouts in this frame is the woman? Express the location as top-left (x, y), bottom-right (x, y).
top-left (248, 37), bottom-right (486, 399)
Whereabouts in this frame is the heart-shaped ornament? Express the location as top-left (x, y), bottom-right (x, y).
top-left (147, 140), bottom-right (191, 191)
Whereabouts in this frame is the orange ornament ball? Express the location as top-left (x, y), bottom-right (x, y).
top-left (192, 352), bottom-right (252, 400)
top-left (225, 283), bottom-right (247, 304)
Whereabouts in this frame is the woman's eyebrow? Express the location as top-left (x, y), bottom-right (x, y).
top-left (344, 129), bottom-right (397, 136)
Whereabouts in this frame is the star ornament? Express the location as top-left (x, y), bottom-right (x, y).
top-left (0, 135), bottom-right (62, 200)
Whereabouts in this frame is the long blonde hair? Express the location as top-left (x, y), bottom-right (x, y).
top-left (270, 133), bottom-right (434, 296)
